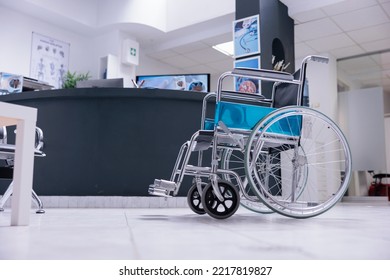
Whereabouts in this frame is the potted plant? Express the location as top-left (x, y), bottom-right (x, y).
top-left (62, 71), bottom-right (91, 89)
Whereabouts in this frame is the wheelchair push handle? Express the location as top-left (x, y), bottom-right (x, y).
top-left (303, 55), bottom-right (329, 65)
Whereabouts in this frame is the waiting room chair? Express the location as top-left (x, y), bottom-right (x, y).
top-left (0, 126), bottom-right (45, 214)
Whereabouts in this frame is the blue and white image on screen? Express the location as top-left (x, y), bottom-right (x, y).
top-left (137, 74), bottom-right (209, 92)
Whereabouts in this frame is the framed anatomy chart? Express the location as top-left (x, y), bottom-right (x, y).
top-left (30, 32), bottom-right (70, 89)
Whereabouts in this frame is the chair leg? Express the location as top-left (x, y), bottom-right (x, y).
top-left (32, 189), bottom-right (45, 214)
top-left (0, 181), bottom-right (45, 214)
top-left (0, 181), bottom-right (14, 211)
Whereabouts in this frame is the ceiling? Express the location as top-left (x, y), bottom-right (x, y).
top-left (1, 0), bottom-right (390, 92)
top-left (144, 0), bottom-right (390, 93)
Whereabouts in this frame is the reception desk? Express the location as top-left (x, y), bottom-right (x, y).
top-left (0, 88), bottom-right (209, 196)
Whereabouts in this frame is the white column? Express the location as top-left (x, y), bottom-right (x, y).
top-left (305, 54), bottom-right (340, 196)
top-left (306, 53), bottom-right (338, 122)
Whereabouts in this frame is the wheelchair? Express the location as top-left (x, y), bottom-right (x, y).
top-left (149, 55), bottom-right (352, 219)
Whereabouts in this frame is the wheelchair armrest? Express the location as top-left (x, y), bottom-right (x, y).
top-left (222, 90), bottom-right (267, 100)
top-left (219, 91), bottom-right (272, 108)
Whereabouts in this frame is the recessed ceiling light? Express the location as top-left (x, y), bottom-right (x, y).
top-left (212, 41), bottom-right (234, 57)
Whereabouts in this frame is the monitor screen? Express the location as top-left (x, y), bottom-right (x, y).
top-left (76, 78), bottom-right (123, 88)
top-left (136, 74), bottom-right (210, 92)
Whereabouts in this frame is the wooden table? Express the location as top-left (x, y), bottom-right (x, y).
top-left (0, 101), bottom-right (37, 226)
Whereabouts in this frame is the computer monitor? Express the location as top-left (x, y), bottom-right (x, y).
top-left (136, 74), bottom-right (210, 92)
top-left (76, 78), bottom-right (123, 88)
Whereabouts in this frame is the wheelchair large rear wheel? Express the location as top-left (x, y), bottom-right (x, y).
top-left (245, 106), bottom-right (352, 218)
top-left (221, 148), bottom-right (274, 214)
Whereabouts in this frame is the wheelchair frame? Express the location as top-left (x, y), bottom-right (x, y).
top-left (149, 55), bottom-right (352, 219)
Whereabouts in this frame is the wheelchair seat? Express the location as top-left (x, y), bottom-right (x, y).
top-left (217, 101), bottom-right (275, 130)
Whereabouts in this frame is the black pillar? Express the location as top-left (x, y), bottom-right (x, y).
top-left (235, 0), bottom-right (295, 97)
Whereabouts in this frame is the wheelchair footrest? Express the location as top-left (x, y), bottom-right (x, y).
top-left (148, 179), bottom-right (177, 197)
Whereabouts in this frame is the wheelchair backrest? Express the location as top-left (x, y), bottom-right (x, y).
top-left (272, 70), bottom-right (308, 108)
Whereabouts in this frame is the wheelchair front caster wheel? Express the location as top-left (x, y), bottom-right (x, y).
top-left (187, 184), bottom-right (206, 215)
top-left (202, 180), bottom-right (240, 219)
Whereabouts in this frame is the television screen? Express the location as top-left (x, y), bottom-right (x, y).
top-left (136, 73), bottom-right (210, 92)
top-left (76, 78), bottom-right (123, 88)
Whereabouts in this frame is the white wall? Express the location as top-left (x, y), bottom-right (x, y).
top-left (0, 5), bottom-right (91, 78)
top-left (87, 31), bottom-right (121, 79)
top-left (97, 0), bottom-right (167, 31)
top-left (23, 0), bottom-right (98, 27)
top-left (302, 54), bottom-right (339, 122)
top-left (87, 30), bottom-right (184, 86)
top-left (166, 0), bottom-right (235, 31)
top-left (0, 5), bottom-right (184, 87)
top-left (385, 116), bottom-right (390, 173)
top-left (137, 54), bottom-right (182, 76)
top-left (384, 91), bottom-right (390, 115)
top-left (97, 0), bottom-right (235, 33)
top-left (339, 87), bottom-right (386, 171)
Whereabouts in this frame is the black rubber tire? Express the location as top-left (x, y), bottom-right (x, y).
top-left (201, 180), bottom-right (240, 219)
top-left (187, 184), bottom-right (206, 215)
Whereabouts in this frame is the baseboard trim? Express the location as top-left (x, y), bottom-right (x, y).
top-left (0, 196), bottom-right (189, 209)
top-left (342, 196), bottom-right (389, 203)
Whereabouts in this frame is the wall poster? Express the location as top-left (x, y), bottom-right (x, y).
top-left (234, 56), bottom-right (261, 94)
top-left (30, 32), bottom-right (70, 89)
top-left (233, 14), bottom-right (260, 58)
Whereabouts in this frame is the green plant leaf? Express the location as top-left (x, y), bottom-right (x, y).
top-left (62, 71), bottom-right (91, 89)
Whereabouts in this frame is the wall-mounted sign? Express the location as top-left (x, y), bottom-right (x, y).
top-left (136, 73), bottom-right (210, 92)
top-left (122, 39), bottom-right (139, 66)
top-left (234, 56), bottom-right (261, 94)
top-left (30, 32), bottom-right (70, 89)
top-left (233, 14), bottom-right (260, 58)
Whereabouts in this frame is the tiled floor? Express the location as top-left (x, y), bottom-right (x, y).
top-left (0, 202), bottom-right (389, 260)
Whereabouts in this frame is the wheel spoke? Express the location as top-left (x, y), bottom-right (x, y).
top-left (245, 107), bottom-right (351, 218)
top-left (221, 148), bottom-right (274, 214)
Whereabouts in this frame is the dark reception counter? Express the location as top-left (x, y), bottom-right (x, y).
top-left (0, 88), bottom-right (208, 196)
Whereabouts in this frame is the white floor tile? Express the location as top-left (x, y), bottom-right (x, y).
top-left (0, 203), bottom-right (389, 260)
